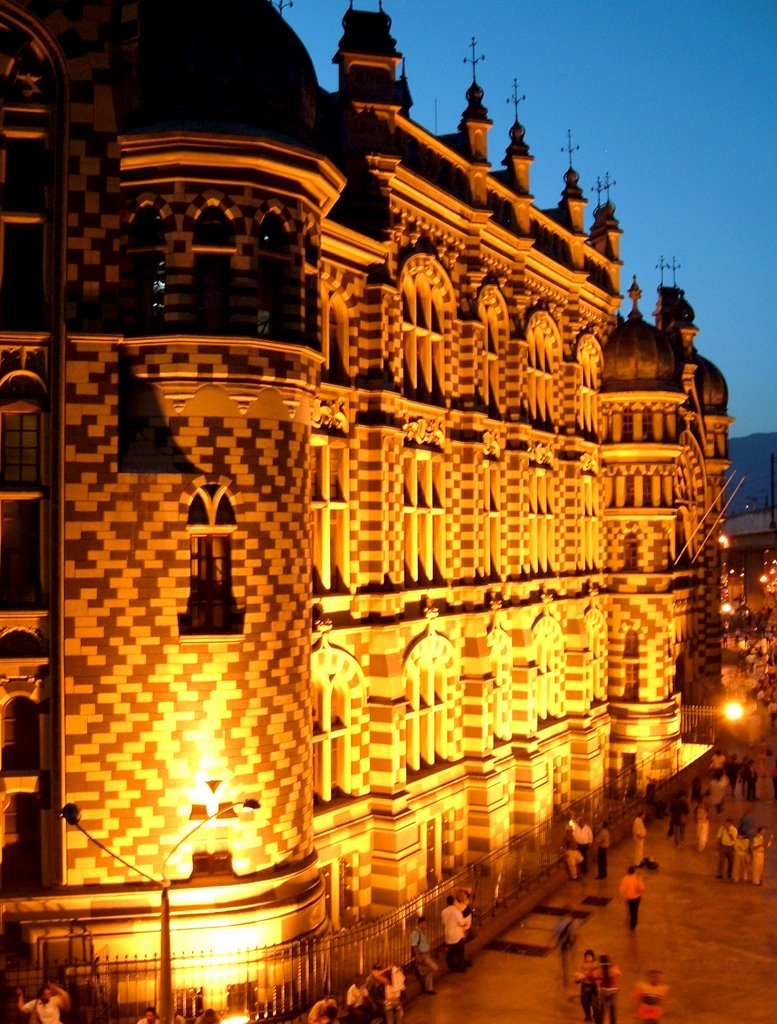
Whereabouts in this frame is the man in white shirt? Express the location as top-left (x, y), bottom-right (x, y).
top-left (441, 893), bottom-right (467, 973)
top-left (573, 818), bottom-right (593, 874)
top-left (17, 982), bottom-right (71, 1024)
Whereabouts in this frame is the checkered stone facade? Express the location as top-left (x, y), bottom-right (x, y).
top-left (0, 0), bottom-right (729, 957)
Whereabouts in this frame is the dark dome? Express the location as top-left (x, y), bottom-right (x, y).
top-left (131, 0), bottom-right (318, 144)
top-left (696, 354), bottom-right (728, 414)
top-left (602, 277), bottom-right (677, 391)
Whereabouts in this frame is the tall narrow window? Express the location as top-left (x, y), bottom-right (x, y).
top-left (128, 206), bottom-right (166, 334)
top-left (257, 213), bottom-right (287, 337)
top-left (2, 791), bottom-right (42, 888)
top-left (623, 629), bottom-right (640, 700)
top-left (480, 460), bottom-right (501, 581)
top-left (0, 499), bottom-right (40, 606)
top-left (185, 485), bottom-right (236, 634)
top-left (0, 134), bottom-right (48, 331)
top-left (194, 208), bottom-right (234, 334)
top-left (311, 440), bottom-right (349, 594)
top-left (403, 450), bottom-right (444, 587)
top-left (2, 696), bottom-right (40, 771)
top-left (623, 531), bottom-right (639, 570)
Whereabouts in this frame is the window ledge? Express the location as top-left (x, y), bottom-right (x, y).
top-left (178, 633), bottom-right (246, 646)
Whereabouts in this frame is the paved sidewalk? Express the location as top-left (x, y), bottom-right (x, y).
top-left (403, 717), bottom-right (777, 1023)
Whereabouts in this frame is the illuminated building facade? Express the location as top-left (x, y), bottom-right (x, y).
top-left (0, 0), bottom-right (729, 959)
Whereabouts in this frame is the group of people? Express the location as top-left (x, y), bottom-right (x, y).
top-left (15, 991), bottom-right (220, 1024)
top-left (573, 952), bottom-right (667, 1024)
top-left (563, 817), bottom-right (611, 881)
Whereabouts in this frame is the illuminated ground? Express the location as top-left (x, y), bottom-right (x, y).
top-left (403, 712), bottom-right (776, 1024)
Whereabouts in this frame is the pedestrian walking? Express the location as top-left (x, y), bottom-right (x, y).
top-left (708, 771), bottom-right (726, 814)
top-left (633, 969), bottom-right (668, 1021)
top-left (695, 800), bottom-right (710, 851)
top-left (574, 948), bottom-right (599, 1023)
top-left (632, 810), bottom-right (647, 867)
top-left (716, 818), bottom-right (737, 880)
top-left (751, 825), bottom-right (774, 886)
top-left (596, 820), bottom-right (610, 879)
top-left (594, 954), bottom-right (621, 1024)
top-left (668, 791), bottom-right (689, 847)
top-left (618, 865), bottom-right (645, 930)
top-left (732, 828), bottom-right (751, 882)
top-left (409, 914), bottom-right (437, 994)
top-left (552, 912), bottom-right (578, 987)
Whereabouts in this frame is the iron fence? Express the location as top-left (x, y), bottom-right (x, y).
top-left (2, 707), bottom-right (719, 1023)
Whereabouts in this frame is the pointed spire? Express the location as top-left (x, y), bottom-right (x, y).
top-left (460, 37), bottom-right (488, 122)
top-left (628, 275), bottom-right (643, 320)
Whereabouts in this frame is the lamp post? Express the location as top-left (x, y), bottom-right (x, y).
top-left (60, 798), bottom-right (260, 1024)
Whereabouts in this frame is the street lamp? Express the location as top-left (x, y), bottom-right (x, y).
top-left (60, 798), bottom-right (260, 1024)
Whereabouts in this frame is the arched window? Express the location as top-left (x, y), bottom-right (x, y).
top-left (479, 296), bottom-right (507, 419)
top-left (185, 484), bottom-right (236, 634)
top-left (323, 294), bottom-right (349, 385)
top-left (528, 471), bottom-right (554, 574)
top-left (404, 630), bottom-right (458, 772)
top-left (526, 314), bottom-right (561, 428)
top-left (489, 624), bottom-right (512, 742)
top-left (193, 207), bottom-right (234, 333)
top-left (534, 613), bottom-right (565, 720)
top-left (585, 609), bottom-right (608, 704)
top-left (401, 270), bottom-right (445, 405)
top-left (127, 206), bottom-right (166, 334)
top-left (577, 337), bottom-right (600, 437)
top-left (257, 213), bottom-right (287, 337)
top-left (2, 696), bottom-right (39, 771)
top-left (311, 641), bottom-right (367, 804)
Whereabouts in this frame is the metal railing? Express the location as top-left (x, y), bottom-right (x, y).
top-left (2, 707), bottom-right (718, 1023)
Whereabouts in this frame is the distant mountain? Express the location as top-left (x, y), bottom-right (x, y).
top-left (728, 433), bottom-right (777, 516)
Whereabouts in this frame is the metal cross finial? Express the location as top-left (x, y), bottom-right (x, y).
top-left (506, 78), bottom-right (526, 121)
top-left (670, 256), bottom-right (681, 286)
top-left (561, 128), bottom-right (579, 167)
top-left (464, 36), bottom-right (485, 83)
top-left (274, 0), bottom-right (293, 13)
top-left (656, 255), bottom-right (669, 286)
top-left (592, 176), bottom-right (604, 206)
top-left (603, 171), bottom-right (616, 204)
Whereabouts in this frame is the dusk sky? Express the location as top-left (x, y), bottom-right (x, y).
top-left (285, 0), bottom-right (776, 439)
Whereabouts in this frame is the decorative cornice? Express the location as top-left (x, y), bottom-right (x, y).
top-left (312, 395), bottom-right (349, 434)
top-left (483, 429), bottom-right (503, 460)
top-left (404, 415), bottom-right (444, 448)
top-left (528, 440), bottom-right (555, 467)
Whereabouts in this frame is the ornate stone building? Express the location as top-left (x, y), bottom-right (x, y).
top-left (0, 0), bottom-right (729, 959)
